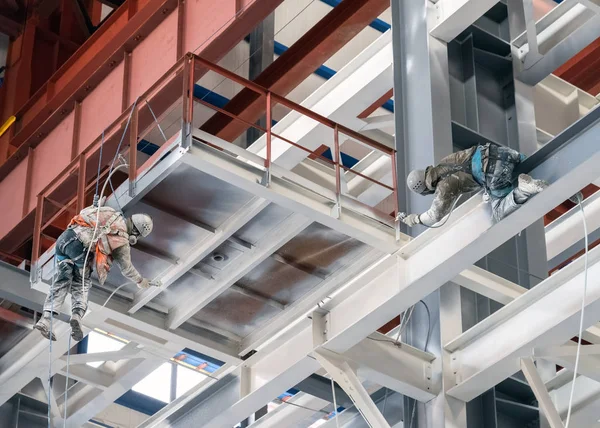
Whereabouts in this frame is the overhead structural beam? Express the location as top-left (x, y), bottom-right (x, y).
top-left (511, 0), bottom-right (600, 85)
top-left (200, 0), bottom-right (391, 143)
top-left (159, 313), bottom-right (436, 427)
top-left (553, 375), bottom-right (600, 426)
top-left (248, 31), bottom-right (393, 171)
top-left (446, 243), bottom-right (600, 401)
top-left (248, 392), bottom-right (330, 428)
top-left (429, 0), bottom-right (499, 42)
top-left (166, 212), bottom-right (311, 329)
top-left (61, 342), bottom-right (140, 364)
top-left (65, 357), bottom-right (164, 427)
top-left (186, 135), bottom-right (401, 253)
top-left (129, 197), bottom-right (269, 313)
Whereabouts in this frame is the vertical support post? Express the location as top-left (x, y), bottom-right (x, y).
top-left (31, 194), bottom-right (44, 276)
top-left (176, 0), bottom-right (185, 59)
top-left (391, 0), bottom-right (463, 426)
top-left (263, 92), bottom-right (272, 187)
top-left (333, 124), bottom-right (341, 219)
top-left (181, 55), bottom-right (193, 149)
top-left (246, 12), bottom-right (274, 147)
top-left (22, 147), bottom-right (34, 216)
top-left (122, 52), bottom-right (132, 113)
top-left (170, 363), bottom-right (178, 402)
top-left (71, 101), bottom-right (82, 160)
top-left (77, 155), bottom-right (86, 212)
top-left (391, 153), bottom-right (400, 241)
top-left (128, 105), bottom-right (139, 197)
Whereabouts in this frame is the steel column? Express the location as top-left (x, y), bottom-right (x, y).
top-left (391, 0), bottom-right (457, 426)
top-left (246, 12), bottom-right (274, 147)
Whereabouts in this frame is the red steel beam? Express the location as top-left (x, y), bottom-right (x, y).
top-left (0, 0), bottom-right (284, 256)
top-left (555, 37), bottom-right (600, 94)
top-left (200, 0), bottom-right (390, 143)
top-left (0, 0), bottom-right (179, 167)
top-left (0, 0), bottom-right (284, 175)
top-left (358, 88), bottom-right (393, 119)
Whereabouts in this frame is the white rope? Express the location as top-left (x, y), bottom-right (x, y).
top-left (330, 377), bottom-right (340, 428)
top-left (565, 194), bottom-right (589, 428)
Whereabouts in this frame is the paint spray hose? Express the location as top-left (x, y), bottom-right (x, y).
top-left (565, 193), bottom-right (589, 428)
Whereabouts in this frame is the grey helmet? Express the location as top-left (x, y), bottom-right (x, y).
top-left (407, 169), bottom-right (427, 194)
top-left (131, 213), bottom-right (153, 237)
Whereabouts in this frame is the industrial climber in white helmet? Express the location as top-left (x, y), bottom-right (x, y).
top-left (398, 143), bottom-right (553, 228)
top-left (34, 202), bottom-right (158, 342)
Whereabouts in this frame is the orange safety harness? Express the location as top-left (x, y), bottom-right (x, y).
top-left (68, 209), bottom-right (128, 285)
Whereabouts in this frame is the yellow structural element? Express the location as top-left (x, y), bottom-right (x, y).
top-left (0, 116), bottom-right (16, 138)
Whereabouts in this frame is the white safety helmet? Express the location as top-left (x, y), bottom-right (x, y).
top-left (131, 213), bottom-right (153, 237)
top-left (407, 169), bottom-right (428, 194)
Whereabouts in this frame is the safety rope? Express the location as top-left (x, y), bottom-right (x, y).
top-left (47, 97), bottom-right (139, 427)
top-left (63, 334), bottom-right (72, 425)
top-left (565, 193), bottom-right (589, 428)
top-left (47, 257), bottom-right (56, 427)
top-left (330, 377), bottom-right (340, 428)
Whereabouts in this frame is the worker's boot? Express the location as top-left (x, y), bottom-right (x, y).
top-left (34, 311), bottom-right (57, 341)
top-left (70, 310), bottom-right (85, 342)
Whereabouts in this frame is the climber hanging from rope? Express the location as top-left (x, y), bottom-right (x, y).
top-left (397, 142), bottom-right (581, 228)
top-left (34, 200), bottom-right (157, 342)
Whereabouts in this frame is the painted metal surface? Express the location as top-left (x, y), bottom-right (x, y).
top-left (0, 0), bottom-right (284, 251)
top-left (199, 0), bottom-right (391, 143)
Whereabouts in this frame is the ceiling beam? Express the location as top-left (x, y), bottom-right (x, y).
top-left (200, 0), bottom-right (391, 143)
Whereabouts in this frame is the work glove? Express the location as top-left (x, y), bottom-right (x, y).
top-left (401, 213), bottom-right (421, 227)
top-left (137, 278), bottom-right (162, 289)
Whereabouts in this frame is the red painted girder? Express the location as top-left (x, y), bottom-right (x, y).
top-left (358, 88), bottom-right (392, 119)
top-left (201, 0), bottom-right (391, 143)
top-left (0, 0), bottom-right (178, 166)
top-left (554, 37), bottom-right (600, 93)
top-left (0, 0), bottom-right (283, 178)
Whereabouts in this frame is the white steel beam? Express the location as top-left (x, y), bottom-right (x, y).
top-left (129, 196), bottom-right (269, 313)
top-left (554, 375), bottom-right (600, 426)
top-left (41, 376), bottom-right (62, 425)
top-left (511, 0), bottom-right (600, 86)
top-left (429, 0), bottom-right (499, 42)
top-left (60, 342), bottom-right (140, 365)
top-left (166, 212), bottom-right (311, 329)
top-left (247, 31), bottom-right (393, 171)
top-left (58, 363), bottom-right (115, 390)
top-left (323, 107), bottom-right (600, 354)
top-left (315, 349), bottom-right (390, 428)
top-left (157, 312), bottom-right (434, 428)
top-left (239, 247), bottom-right (382, 356)
top-left (544, 353), bottom-right (600, 384)
top-left (446, 244), bottom-right (600, 401)
top-left (64, 356), bottom-right (164, 427)
top-left (521, 357), bottom-right (565, 428)
top-left (248, 393), bottom-right (329, 428)
top-left (453, 265), bottom-right (526, 305)
top-left (183, 140), bottom-right (401, 253)
top-left (342, 333), bottom-right (438, 402)
top-left (546, 190), bottom-right (600, 261)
